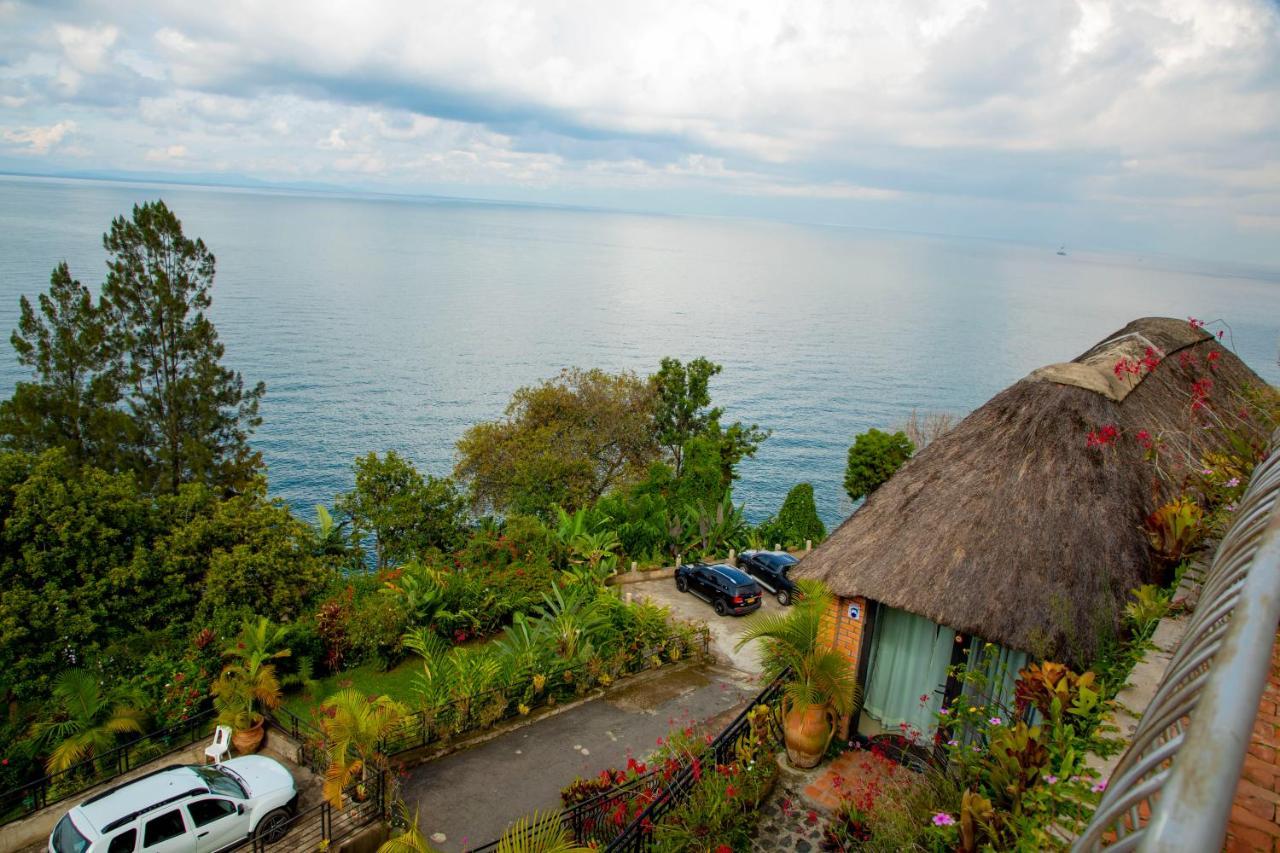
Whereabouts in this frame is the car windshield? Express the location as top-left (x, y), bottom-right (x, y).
top-left (766, 554), bottom-right (796, 569)
top-left (192, 765), bottom-right (248, 798)
top-left (51, 814), bottom-right (90, 853)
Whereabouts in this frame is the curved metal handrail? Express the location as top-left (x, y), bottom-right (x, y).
top-left (1073, 428), bottom-right (1280, 851)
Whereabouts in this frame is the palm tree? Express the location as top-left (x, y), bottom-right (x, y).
top-left (30, 669), bottom-right (147, 774)
top-left (320, 689), bottom-right (408, 808)
top-left (211, 617), bottom-right (289, 736)
top-left (735, 578), bottom-right (859, 767)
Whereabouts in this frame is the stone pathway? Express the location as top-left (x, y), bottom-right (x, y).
top-left (749, 776), bottom-right (827, 852)
top-left (748, 745), bottom-right (920, 852)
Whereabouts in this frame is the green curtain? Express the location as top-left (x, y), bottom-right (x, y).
top-left (960, 638), bottom-right (1029, 717)
top-left (863, 606), bottom-right (956, 738)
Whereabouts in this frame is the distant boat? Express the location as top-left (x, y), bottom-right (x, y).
top-left (1057, 245), bottom-right (1067, 256)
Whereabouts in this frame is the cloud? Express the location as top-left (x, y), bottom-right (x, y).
top-left (145, 143), bottom-right (187, 161)
top-left (3, 119), bottom-right (76, 153)
top-left (0, 0), bottom-right (1276, 264)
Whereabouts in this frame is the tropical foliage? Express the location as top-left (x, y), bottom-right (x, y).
top-left (28, 670), bottom-right (146, 773)
top-left (736, 579), bottom-right (859, 715)
top-left (844, 428), bottom-right (915, 502)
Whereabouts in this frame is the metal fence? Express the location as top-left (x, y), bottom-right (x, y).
top-left (226, 770), bottom-right (388, 852)
top-left (379, 630), bottom-right (709, 760)
top-left (1073, 429), bottom-right (1280, 852)
top-left (469, 667), bottom-right (788, 852)
top-left (0, 706), bottom-right (217, 825)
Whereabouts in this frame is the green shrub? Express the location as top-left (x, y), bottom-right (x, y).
top-left (775, 482), bottom-right (825, 547)
top-left (844, 429), bottom-right (914, 502)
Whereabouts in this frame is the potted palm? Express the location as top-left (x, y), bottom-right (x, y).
top-left (210, 618), bottom-right (290, 754)
top-left (735, 578), bottom-right (859, 768)
top-left (320, 689), bottom-right (408, 808)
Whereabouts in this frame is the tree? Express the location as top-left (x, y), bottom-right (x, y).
top-left (0, 450), bottom-right (160, 701)
top-left (775, 483), bottom-right (826, 547)
top-left (454, 368), bottom-right (659, 517)
top-left (651, 357), bottom-right (769, 480)
top-left (0, 263), bottom-right (129, 468)
top-left (29, 669), bottom-right (147, 773)
top-left (191, 482), bottom-right (333, 629)
top-left (337, 451), bottom-right (467, 570)
top-left (319, 689), bottom-right (408, 807)
top-left (651, 357), bottom-right (720, 476)
top-left (844, 428), bottom-right (914, 503)
top-left (101, 200), bottom-right (264, 494)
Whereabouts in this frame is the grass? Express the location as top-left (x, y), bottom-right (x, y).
top-left (281, 657), bottom-right (422, 720)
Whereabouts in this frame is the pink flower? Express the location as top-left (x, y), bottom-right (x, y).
top-left (1188, 317), bottom-right (1205, 329)
top-left (988, 716), bottom-right (1003, 726)
top-left (1092, 780), bottom-right (1108, 793)
top-left (932, 813), bottom-right (956, 826)
top-left (1045, 774), bottom-right (1059, 784)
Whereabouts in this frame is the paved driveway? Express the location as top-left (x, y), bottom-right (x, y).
top-left (622, 574), bottom-right (784, 674)
top-left (401, 663), bottom-right (760, 851)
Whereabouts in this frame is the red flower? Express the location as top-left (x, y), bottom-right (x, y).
top-left (807, 809), bottom-right (819, 824)
top-left (725, 784), bottom-right (738, 798)
top-left (1207, 350), bottom-right (1221, 370)
top-left (692, 758), bottom-right (702, 781)
top-left (1178, 350), bottom-right (1195, 369)
top-left (716, 846), bottom-right (732, 853)
top-left (1087, 424), bottom-right (1120, 449)
top-left (1188, 317), bottom-right (1205, 329)
top-left (1135, 429), bottom-right (1153, 450)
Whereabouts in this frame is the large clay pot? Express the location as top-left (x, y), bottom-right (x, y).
top-left (783, 698), bottom-right (836, 769)
top-left (231, 718), bottom-right (265, 755)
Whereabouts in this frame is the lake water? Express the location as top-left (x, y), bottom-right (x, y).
top-left (0, 175), bottom-right (1277, 527)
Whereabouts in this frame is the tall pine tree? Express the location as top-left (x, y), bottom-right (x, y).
top-left (101, 200), bottom-right (265, 493)
top-left (0, 262), bottom-right (129, 468)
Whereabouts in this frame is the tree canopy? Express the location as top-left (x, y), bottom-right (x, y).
top-left (454, 368), bottom-right (659, 518)
top-left (1, 200), bottom-right (265, 495)
top-left (338, 451), bottom-right (468, 570)
top-left (843, 428), bottom-right (915, 503)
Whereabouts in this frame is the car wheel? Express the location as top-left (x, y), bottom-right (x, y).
top-left (713, 599), bottom-right (727, 617)
top-left (776, 590), bottom-right (791, 606)
top-left (675, 576), bottom-right (689, 593)
top-left (255, 808), bottom-right (292, 844)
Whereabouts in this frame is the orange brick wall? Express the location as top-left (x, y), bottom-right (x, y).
top-left (821, 595), bottom-right (867, 684)
top-left (1225, 630), bottom-right (1280, 851)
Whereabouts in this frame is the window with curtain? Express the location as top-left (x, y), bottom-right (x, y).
top-left (862, 606), bottom-right (956, 738)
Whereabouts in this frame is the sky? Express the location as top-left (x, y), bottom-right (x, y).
top-left (1, 0), bottom-right (1278, 268)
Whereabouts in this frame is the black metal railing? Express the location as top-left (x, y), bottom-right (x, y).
top-left (378, 629), bottom-right (709, 760)
top-left (226, 769), bottom-right (389, 852)
top-left (605, 669), bottom-right (788, 851)
top-left (0, 706), bottom-right (218, 825)
top-left (466, 666), bottom-right (789, 852)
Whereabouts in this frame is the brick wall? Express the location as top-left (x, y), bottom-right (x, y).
top-left (821, 595), bottom-right (868, 712)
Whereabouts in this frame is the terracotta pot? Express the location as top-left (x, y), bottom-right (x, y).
top-left (231, 718), bottom-right (265, 755)
top-left (782, 698), bottom-right (836, 769)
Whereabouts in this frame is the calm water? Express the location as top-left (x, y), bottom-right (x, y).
top-left (1, 175), bottom-right (1277, 526)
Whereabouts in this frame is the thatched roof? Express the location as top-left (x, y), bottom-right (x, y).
top-left (797, 317), bottom-right (1272, 667)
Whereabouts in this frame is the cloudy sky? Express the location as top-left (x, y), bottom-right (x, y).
top-left (2, 0), bottom-right (1278, 266)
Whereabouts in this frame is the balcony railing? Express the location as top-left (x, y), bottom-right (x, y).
top-left (1073, 428), bottom-right (1280, 852)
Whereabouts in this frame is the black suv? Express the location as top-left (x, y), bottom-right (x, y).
top-left (674, 563), bottom-right (762, 616)
top-left (737, 550), bottom-right (799, 606)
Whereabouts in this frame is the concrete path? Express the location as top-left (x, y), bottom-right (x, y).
top-left (401, 663), bottom-right (761, 851)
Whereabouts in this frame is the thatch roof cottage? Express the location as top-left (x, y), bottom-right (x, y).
top-left (797, 317), bottom-right (1271, 738)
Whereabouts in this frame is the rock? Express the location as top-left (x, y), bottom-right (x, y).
top-left (795, 840), bottom-right (812, 853)
top-left (430, 832), bottom-right (447, 843)
top-left (580, 748), bottom-right (590, 755)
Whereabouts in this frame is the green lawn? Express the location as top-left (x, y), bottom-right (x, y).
top-left (281, 657), bottom-right (423, 720)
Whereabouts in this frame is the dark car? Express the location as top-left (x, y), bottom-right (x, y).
top-left (737, 550), bottom-right (799, 605)
top-left (674, 563), bottom-right (762, 616)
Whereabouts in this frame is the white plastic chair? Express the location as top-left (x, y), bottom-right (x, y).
top-left (205, 725), bottom-right (232, 764)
